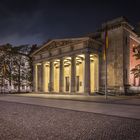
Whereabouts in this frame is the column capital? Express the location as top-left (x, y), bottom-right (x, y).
top-left (85, 48), bottom-right (91, 54)
top-left (59, 57), bottom-right (64, 60)
top-left (41, 61), bottom-right (46, 65)
top-left (71, 54), bottom-right (76, 58)
top-left (49, 59), bottom-right (54, 63)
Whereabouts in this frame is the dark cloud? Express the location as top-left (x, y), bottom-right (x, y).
top-left (0, 0), bottom-right (139, 45)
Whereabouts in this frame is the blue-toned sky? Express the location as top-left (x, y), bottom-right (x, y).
top-left (0, 0), bottom-right (139, 46)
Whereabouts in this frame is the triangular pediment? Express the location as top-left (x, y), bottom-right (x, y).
top-left (31, 37), bottom-right (90, 56)
top-left (41, 40), bottom-right (77, 51)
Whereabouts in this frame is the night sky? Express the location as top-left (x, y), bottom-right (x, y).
top-left (0, 0), bottom-right (139, 46)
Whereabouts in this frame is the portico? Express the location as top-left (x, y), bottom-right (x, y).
top-left (32, 37), bottom-right (101, 95)
top-left (34, 56), bottom-right (99, 94)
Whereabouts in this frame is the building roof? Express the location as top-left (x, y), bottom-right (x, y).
top-left (101, 16), bottom-right (134, 30)
top-left (30, 37), bottom-right (90, 57)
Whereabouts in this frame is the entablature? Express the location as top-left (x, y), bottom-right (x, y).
top-left (32, 38), bottom-right (102, 62)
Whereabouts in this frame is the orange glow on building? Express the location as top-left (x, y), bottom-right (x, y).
top-left (129, 36), bottom-right (140, 86)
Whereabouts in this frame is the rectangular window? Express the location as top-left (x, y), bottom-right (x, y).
top-left (133, 47), bottom-right (136, 53)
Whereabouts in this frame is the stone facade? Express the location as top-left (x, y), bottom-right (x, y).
top-left (31, 17), bottom-right (140, 95)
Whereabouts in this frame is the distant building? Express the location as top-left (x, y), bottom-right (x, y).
top-left (31, 17), bottom-right (140, 95)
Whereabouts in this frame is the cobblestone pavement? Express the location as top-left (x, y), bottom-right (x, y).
top-left (0, 95), bottom-right (140, 119)
top-left (0, 101), bottom-right (139, 140)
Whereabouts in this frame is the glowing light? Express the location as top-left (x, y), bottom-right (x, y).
top-left (37, 63), bottom-right (41, 65)
top-left (55, 59), bottom-right (60, 62)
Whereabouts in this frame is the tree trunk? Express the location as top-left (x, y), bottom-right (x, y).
top-left (18, 65), bottom-right (21, 93)
top-left (9, 67), bottom-right (12, 93)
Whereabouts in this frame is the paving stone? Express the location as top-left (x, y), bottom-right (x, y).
top-left (0, 101), bottom-right (139, 140)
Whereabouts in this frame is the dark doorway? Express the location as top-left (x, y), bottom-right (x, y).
top-left (65, 77), bottom-right (69, 92)
top-left (76, 76), bottom-right (79, 92)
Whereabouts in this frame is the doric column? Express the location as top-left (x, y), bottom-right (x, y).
top-left (41, 62), bottom-right (45, 92)
top-left (71, 55), bottom-right (76, 93)
top-left (49, 61), bottom-right (54, 92)
top-left (59, 58), bottom-right (64, 92)
top-left (38, 63), bottom-right (43, 92)
top-left (84, 53), bottom-right (91, 94)
top-left (33, 64), bottom-right (37, 92)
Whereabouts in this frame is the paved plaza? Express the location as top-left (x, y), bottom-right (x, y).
top-left (0, 94), bottom-right (140, 140)
top-left (0, 100), bottom-right (140, 140)
top-left (0, 94), bottom-right (140, 119)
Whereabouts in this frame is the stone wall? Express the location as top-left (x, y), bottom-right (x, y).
top-left (99, 26), bottom-right (125, 94)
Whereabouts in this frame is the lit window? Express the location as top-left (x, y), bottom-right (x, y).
top-left (133, 47), bottom-right (136, 53)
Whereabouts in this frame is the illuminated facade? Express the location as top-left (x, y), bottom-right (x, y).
top-left (31, 37), bottom-right (100, 94)
top-left (31, 17), bottom-right (140, 94)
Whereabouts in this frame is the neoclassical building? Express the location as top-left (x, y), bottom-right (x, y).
top-left (31, 17), bottom-right (140, 95)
